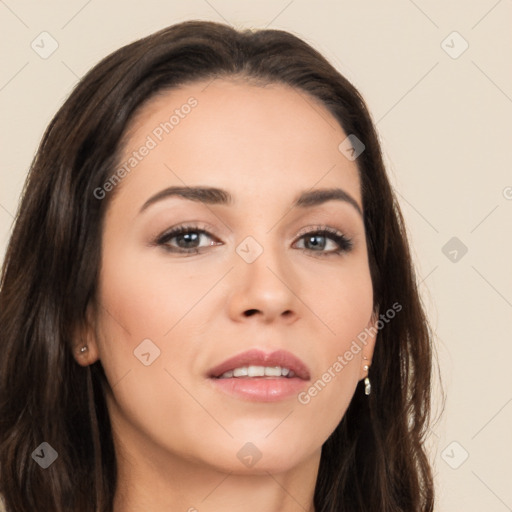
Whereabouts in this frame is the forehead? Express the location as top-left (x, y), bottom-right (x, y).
top-left (113, 78), bottom-right (362, 209)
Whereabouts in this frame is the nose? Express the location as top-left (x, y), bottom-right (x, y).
top-left (226, 243), bottom-right (300, 325)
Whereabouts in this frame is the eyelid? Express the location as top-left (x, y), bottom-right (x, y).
top-left (294, 224), bottom-right (345, 238)
top-left (155, 222), bottom-right (220, 245)
top-left (293, 224), bottom-right (352, 246)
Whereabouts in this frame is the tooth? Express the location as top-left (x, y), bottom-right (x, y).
top-left (227, 366), bottom-right (294, 378)
top-left (247, 365), bottom-right (265, 377)
top-left (233, 367), bottom-right (248, 377)
top-left (264, 366), bottom-right (282, 377)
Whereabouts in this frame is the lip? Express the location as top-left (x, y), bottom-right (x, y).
top-left (208, 349), bottom-right (311, 380)
top-left (207, 349), bottom-right (311, 402)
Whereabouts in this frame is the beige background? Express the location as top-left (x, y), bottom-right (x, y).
top-left (1, 1), bottom-right (511, 510)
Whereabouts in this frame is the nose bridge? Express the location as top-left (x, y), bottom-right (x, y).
top-left (236, 229), bottom-right (288, 280)
top-left (227, 231), bottom-right (299, 322)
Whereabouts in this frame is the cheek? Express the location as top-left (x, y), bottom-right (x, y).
top-left (98, 250), bottom-right (211, 337)
top-left (92, 246), bottom-right (187, 387)
top-left (307, 258), bottom-right (374, 346)
top-left (299, 262), bottom-right (373, 414)
top-left (93, 242), bottom-right (223, 409)
top-left (92, 249), bottom-right (207, 452)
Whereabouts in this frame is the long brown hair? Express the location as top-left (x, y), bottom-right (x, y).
top-left (0, 20), bottom-right (435, 511)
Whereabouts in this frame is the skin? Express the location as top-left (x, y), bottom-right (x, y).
top-left (74, 78), bottom-right (378, 512)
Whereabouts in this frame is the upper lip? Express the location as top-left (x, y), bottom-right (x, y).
top-left (208, 349), bottom-right (311, 380)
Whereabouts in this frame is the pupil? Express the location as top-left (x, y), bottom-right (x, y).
top-left (177, 232), bottom-right (199, 248)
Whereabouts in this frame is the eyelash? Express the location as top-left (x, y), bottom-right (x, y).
top-left (154, 223), bottom-right (353, 257)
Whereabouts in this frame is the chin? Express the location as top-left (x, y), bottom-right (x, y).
top-left (195, 435), bottom-right (320, 476)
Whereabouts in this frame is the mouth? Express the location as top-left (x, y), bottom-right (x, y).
top-left (208, 349), bottom-right (310, 380)
top-left (207, 349), bottom-right (310, 402)
top-left (215, 365), bottom-right (297, 379)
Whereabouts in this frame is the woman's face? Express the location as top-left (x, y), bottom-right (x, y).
top-left (81, 79), bottom-right (377, 474)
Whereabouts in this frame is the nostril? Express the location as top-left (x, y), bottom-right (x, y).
top-left (243, 309), bottom-right (293, 318)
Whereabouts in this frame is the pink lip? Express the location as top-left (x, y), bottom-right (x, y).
top-left (207, 349), bottom-right (311, 402)
top-left (208, 349), bottom-right (310, 380)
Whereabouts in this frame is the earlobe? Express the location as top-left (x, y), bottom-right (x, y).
top-left (73, 337), bottom-right (100, 366)
top-left (72, 303), bottom-right (100, 366)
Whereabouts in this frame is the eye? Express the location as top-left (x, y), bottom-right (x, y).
top-left (153, 223), bottom-right (353, 257)
top-left (155, 224), bottom-right (221, 254)
top-left (294, 226), bottom-right (353, 256)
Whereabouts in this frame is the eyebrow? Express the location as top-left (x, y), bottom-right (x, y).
top-left (139, 186), bottom-right (362, 216)
top-left (294, 188), bottom-right (362, 216)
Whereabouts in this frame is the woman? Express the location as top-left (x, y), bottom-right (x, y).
top-left (0, 20), bottom-right (435, 512)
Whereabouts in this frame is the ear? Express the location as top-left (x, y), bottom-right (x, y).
top-left (358, 308), bottom-right (379, 380)
top-left (72, 301), bottom-right (100, 367)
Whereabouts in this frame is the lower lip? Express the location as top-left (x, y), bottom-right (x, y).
top-left (209, 376), bottom-right (308, 402)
